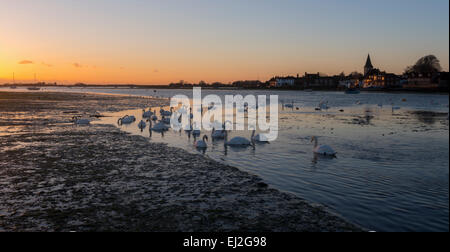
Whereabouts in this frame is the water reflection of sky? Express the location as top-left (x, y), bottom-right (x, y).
top-left (2, 87), bottom-right (449, 231)
top-left (95, 90), bottom-right (448, 232)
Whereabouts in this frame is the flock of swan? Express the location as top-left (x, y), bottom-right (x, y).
top-left (111, 105), bottom-right (339, 157)
top-left (191, 129), bottom-right (268, 151)
top-left (281, 98), bottom-right (407, 113)
top-left (74, 96), bottom-right (447, 158)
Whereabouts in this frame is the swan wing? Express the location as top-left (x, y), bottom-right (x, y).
top-left (138, 121), bottom-right (146, 128)
top-left (152, 122), bottom-right (169, 131)
top-left (143, 111), bottom-right (153, 118)
top-left (314, 145), bottom-right (336, 155)
top-left (196, 141), bottom-right (207, 148)
top-left (228, 137), bottom-right (251, 145)
top-left (212, 130), bottom-right (225, 138)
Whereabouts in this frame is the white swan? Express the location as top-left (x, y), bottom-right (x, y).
top-left (118, 115), bottom-right (136, 125)
top-left (311, 136), bottom-right (336, 156)
top-left (149, 120), bottom-right (169, 131)
top-left (160, 107), bottom-right (174, 117)
top-left (211, 127), bottom-right (226, 139)
top-left (192, 122), bottom-right (201, 137)
top-left (161, 116), bottom-right (171, 124)
top-left (151, 110), bottom-right (158, 121)
top-left (195, 135), bottom-right (208, 149)
top-left (73, 116), bottom-right (90, 125)
top-left (251, 130), bottom-right (268, 143)
top-left (224, 131), bottom-right (252, 146)
top-left (193, 129), bottom-right (201, 137)
top-left (142, 109), bottom-right (154, 118)
top-left (138, 120), bottom-right (147, 130)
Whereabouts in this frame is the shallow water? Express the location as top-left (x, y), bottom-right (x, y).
top-left (4, 87), bottom-right (448, 232)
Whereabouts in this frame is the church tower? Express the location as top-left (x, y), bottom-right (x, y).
top-left (364, 54), bottom-right (374, 76)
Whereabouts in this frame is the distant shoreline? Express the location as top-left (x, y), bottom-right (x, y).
top-left (2, 84), bottom-right (449, 94)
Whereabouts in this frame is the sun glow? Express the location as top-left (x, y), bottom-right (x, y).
top-left (0, 0), bottom-right (448, 85)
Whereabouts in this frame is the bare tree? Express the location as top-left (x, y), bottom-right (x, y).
top-left (405, 55), bottom-right (442, 74)
top-left (350, 71), bottom-right (363, 79)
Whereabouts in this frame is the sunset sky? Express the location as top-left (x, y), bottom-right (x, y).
top-left (1, 0), bottom-right (449, 85)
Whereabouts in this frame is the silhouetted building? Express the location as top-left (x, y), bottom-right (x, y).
top-left (363, 69), bottom-right (401, 89)
top-left (384, 73), bottom-right (402, 88)
top-left (364, 54), bottom-right (374, 76)
top-left (232, 80), bottom-right (262, 88)
top-left (361, 54), bottom-right (401, 89)
top-left (437, 72), bottom-right (449, 89)
top-left (302, 72), bottom-right (337, 89)
top-left (339, 77), bottom-right (361, 89)
top-left (403, 72), bottom-right (448, 89)
top-left (269, 80), bottom-right (277, 87)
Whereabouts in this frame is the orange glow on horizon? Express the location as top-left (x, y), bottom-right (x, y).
top-left (0, 1), bottom-right (448, 85)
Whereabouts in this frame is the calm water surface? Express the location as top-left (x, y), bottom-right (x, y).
top-left (4, 87), bottom-right (448, 232)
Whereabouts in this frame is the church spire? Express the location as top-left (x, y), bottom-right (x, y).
top-left (365, 54), bottom-right (373, 68)
top-left (364, 54), bottom-right (374, 75)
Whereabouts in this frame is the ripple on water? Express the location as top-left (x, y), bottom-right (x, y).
top-left (94, 90), bottom-right (449, 232)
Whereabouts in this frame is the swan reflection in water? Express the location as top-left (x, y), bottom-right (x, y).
top-left (312, 152), bottom-right (338, 165)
